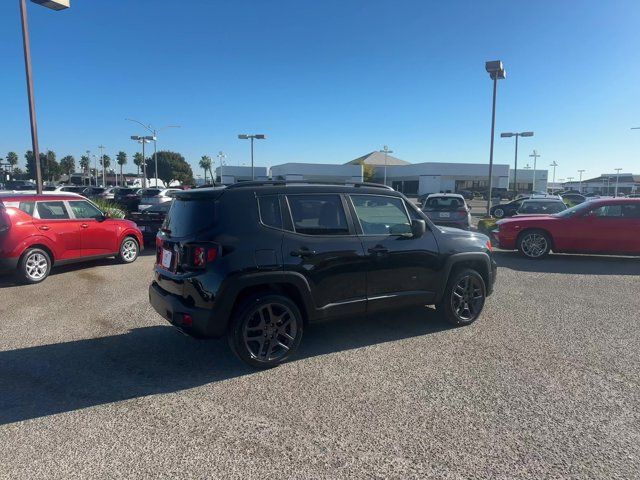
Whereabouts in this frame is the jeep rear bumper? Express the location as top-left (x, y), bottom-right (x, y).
top-left (149, 282), bottom-right (227, 338)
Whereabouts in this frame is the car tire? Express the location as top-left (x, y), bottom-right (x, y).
top-left (517, 230), bottom-right (551, 259)
top-left (18, 248), bottom-right (52, 284)
top-left (227, 294), bottom-right (304, 369)
top-left (438, 268), bottom-right (486, 326)
top-left (493, 207), bottom-right (505, 218)
top-left (117, 236), bottom-right (139, 264)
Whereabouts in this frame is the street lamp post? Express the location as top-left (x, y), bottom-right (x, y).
top-left (485, 60), bottom-right (506, 215)
top-left (614, 168), bottom-right (622, 197)
top-left (238, 134), bottom-right (266, 180)
top-left (126, 119), bottom-right (180, 188)
top-left (529, 150), bottom-right (541, 192)
top-left (98, 145), bottom-right (105, 187)
top-left (217, 151), bottom-right (227, 186)
top-left (578, 169), bottom-right (586, 193)
top-left (19, 0), bottom-right (70, 194)
top-left (380, 145), bottom-right (394, 186)
top-left (131, 136), bottom-right (153, 188)
top-left (500, 131), bottom-right (533, 194)
top-left (549, 161), bottom-right (558, 193)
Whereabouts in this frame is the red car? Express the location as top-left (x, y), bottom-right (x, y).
top-left (493, 198), bottom-right (640, 258)
top-left (0, 193), bottom-right (143, 283)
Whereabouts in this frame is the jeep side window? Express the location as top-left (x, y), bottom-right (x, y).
top-left (350, 195), bottom-right (411, 235)
top-left (258, 195), bottom-right (282, 229)
top-left (286, 194), bottom-right (349, 235)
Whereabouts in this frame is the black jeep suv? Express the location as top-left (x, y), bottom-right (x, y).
top-left (149, 182), bottom-right (497, 368)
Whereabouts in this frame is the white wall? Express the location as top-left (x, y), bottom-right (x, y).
top-left (270, 163), bottom-right (363, 182)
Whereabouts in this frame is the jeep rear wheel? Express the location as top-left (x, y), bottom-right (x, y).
top-left (439, 268), bottom-right (486, 326)
top-left (228, 294), bottom-right (304, 369)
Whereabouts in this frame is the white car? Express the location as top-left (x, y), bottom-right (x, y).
top-left (138, 188), bottom-right (182, 211)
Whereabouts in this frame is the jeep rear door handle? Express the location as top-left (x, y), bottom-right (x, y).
top-left (291, 248), bottom-right (316, 258)
top-left (368, 246), bottom-right (389, 255)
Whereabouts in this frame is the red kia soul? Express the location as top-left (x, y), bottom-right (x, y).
top-left (0, 193), bottom-right (143, 283)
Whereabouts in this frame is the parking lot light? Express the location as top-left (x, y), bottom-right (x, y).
top-left (238, 134), bottom-right (266, 180)
top-left (501, 131), bottom-right (534, 194)
top-left (485, 60), bottom-right (506, 215)
top-left (131, 135), bottom-right (153, 188)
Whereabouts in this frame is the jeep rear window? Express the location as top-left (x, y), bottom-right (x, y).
top-left (162, 198), bottom-right (217, 237)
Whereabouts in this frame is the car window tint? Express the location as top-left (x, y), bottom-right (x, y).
top-left (69, 200), bottom-right (103, 219)
top-left (520, 201), bottom-right (564, 214)
top-left (36, 201), bottom-right (70, 220)
top-left (287, 195), bottom-right (349, 235)
top-left (258, 195), bottom-right (282, 229)
top-left (593, 205), bottom-right (623, 217)
top-left (19, 201), bottom-right (35, 215)
top-left (622, 204), bottom-right (640, 218)
top-left (424, 197), bottom-right (463, 209)
top-left (351, 195), bottom-right (411, 235)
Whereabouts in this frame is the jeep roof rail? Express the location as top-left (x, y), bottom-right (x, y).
top-left (225, 180), bottom-right (394, 190)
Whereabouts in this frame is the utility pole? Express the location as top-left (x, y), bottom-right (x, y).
top-left (217, 151), bottom-right (226, 186)
top-left (578, 169), bottom-right (586, 193)
top-left (614, 168), bottom-right (622, 197)
top-left (380, 145), bottom-right (393, 186)
top-left (98, 145), bottom-right (105, 187)
top-left (529, 150), bottom-right (541, 192)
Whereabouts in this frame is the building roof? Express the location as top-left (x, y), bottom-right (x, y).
top-left (345, 151), bottom-right (410, 166)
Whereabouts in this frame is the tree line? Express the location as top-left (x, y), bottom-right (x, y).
top-left (3, 150), bottom-right (195, 186)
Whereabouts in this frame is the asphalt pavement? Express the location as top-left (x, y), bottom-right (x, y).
top-left (1, 252), bottom-right (639, 479)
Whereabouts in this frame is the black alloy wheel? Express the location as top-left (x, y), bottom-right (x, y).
top-left (228, 294), bottom-right (303, 369)
top-left (440, 268), bottom-right (486, 326)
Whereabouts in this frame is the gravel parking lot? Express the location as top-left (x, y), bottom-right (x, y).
top-left (1, 251), bottom-right (639, 479)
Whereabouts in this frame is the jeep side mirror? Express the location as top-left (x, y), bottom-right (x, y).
top-left (411, 219), bottom-right (426, 238)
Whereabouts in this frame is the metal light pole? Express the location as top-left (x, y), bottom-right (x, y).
top-left (578, 169), bottom-right (586, 193)
top-left (529, 150), bottom-right (541, 192)
top-left (380, 145), bottom-right (394, 186)
top-left (614, 168), bottom-right (622, 197)
top-left (19, 1), bottom-right (70, 193)
top-left (217, 151), bottom-right (226, 186)
top-left (85, 149), bottom-right (90, 185)
top-left (131, 136), bottom-right (153, 188)
top-left (549, 161), bottom-right (558, 192)
top-left (485, 61), bottom-right (506, 215)
top-left (500, 131), bottom-right (533, 193)
top-left (98, 145), bottom-right (106, 187)
top-left (238, 134), bottom-right (266, 180)
top-left (125, 119), bottom-right (180, 188)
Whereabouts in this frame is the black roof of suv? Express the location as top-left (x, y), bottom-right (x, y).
top-left (149, 181), bottom-right (497, 368)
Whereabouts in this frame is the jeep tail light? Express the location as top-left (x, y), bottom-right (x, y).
top-left (191, 245), bottom-right (218, 269)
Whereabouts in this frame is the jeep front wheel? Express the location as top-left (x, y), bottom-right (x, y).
top-left (439, 268), bottom-right (486, 326)
top-left (228, 294), bottom-right (304, 369)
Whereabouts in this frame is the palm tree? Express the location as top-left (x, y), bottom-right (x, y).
top-left (60, 155), bottom-right (75, 176)
top-left (133, 152), bottom-right (144, 183)
top-left (100, 154), bottom-right (112, 186)
top-left (116, 151), bottom-right (127, 186)
top-left (199, 155), bottom-right (212, 184)
top-left (6, 152), bottom-right (18, 179)
top-left (79, 155), bottom-right (90, 185)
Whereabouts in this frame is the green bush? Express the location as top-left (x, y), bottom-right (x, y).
top-left (91, 199), bottom-right (126, 219)
top-left (477, 217), bottom-right (497, 234)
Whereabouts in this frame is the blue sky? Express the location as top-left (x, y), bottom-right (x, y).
top-left (1, 0), bottom-right (639, 180)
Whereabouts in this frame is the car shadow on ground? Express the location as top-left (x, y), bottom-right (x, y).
top-left (0, 251), bottom-right (155, 289)
top-left (0, 307), bottom-right (449, 425)
top-left (494, 250), bottom-right (640, 276)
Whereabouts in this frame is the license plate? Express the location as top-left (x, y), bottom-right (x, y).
top-left (440, 212), bottom-right (450, 218)
top-left (161, 249), bottom-right (173, 269)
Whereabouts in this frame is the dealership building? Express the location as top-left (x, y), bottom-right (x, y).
top-left (268, 151), bottom-right (548, 195)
